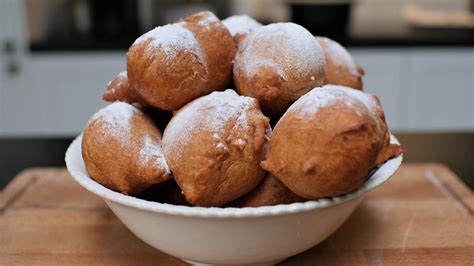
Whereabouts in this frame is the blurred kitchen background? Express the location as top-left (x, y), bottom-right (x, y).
top-left (0, 0), bottom-right (472, 188)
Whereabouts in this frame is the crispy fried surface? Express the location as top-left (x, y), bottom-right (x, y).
top-left (233, 23), bottom-right (326, 117)
top-left (316, 36), bottom-right (364, 90)
top-left (162, 90), bottom-right (271, 207)
top-left (261, 85), bottom-right (397, 199)
top-left (82, 102), bottom-right (171, 195)
top-left (127, 11), bottom-right (235, 111)
top-left (102, 71), bottom-right (146, 105)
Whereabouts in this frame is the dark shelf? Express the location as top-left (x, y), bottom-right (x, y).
top-left (30, 39), bottom-right (135, 52)
top-left (341, 37), bottom-right (474, 48)
top-left (29, 36), bottom-right (474, 52)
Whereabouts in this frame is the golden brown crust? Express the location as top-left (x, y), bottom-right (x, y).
top-left (82, 102), bottom-right (171, 195)
top-left (376, 144), bottom-right (404, 165)
top-left (316, 36), bottom-right (364, 90)
top-left (162, 90), bottom-right (271, 207)
top-left (180, 12), bottom-right (236, 95)
top-left (102, 71), bottom-right (146, 105)
top-left (222, 15), bottom-right (262, 47)
top-left (234, 23), bottom-right (326, 117)
top-left (127, 11), bottom-right (235, 111)
top-left (261, 85), bottom-right (389, 199)
top-left (369, 94), bottom-right (404, 166)
top-left (227, 174), bottom-right (304, 207)
top-left (234, 34), bottom-right (248, 47)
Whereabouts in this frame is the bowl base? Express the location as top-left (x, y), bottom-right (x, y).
top-left (182, 258), bottom-right (286, 266)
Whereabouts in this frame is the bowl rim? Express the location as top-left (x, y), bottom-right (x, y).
top-left (65, 134), bottom-right (403, 218)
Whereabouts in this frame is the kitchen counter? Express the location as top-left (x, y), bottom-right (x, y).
top-left (0, 164), bottom-right (473, 265)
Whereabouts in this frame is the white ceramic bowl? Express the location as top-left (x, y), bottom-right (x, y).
top-left (66, 134), bottom-right (402, 265)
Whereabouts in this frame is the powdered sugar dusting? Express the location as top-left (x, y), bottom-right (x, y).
top-left (108, 70), bottom-right (127, 87)
top-left (325, 85), bottom-right (375, 110)
top-left (140, 134), bottom-right (170, 171)
top-left (235, 139), bottom-right (246, 146)
top-left (318, 36), bottom-right (358, 75)
top-left (118, 70), bottom-right (127, 78)
top-left (133, 22), bottom-right (206, 65)
top-left (89, 102), bottom-right (138, 140)
top-left (222, 15), bottom-right (262, 37)
top-left (238, 23), bottom-right (324, 81)
top-left (163, 89), bottom-right (255, 157)
top-left (286, 85), bottom-right (376, 119)
top-left (197, 12), bottom-right (220, 29)
top-left (90, 102), bottom-right (136, 126)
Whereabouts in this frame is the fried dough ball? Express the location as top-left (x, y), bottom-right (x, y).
top-left (102, 72), bottom-right (173, 130)
top-left (82, 102), bottom-right (171, 195)
top-left (316, 36), bottom-right (364, 90)
top-left (376, 138), bottom-right (404, 165)
top-left (261, 85), bottom-right (399, 199)
top-left (228, 174), bottom-right (304, 207)
top-left (234, 22), bottom-right (325, 117)
top-left (162, 89), bottom-right (271, 207)
top-left (102, 71), bottom-right (147, 106)
top-left (222, 15), bottom-right (262, 45)
top-left (127, 11), bottom-right (236, 111)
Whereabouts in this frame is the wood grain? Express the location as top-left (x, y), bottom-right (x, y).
top-left (1, 164), bottom-right (473, 265)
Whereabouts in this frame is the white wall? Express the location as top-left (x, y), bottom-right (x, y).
top-left (1, 52), bottom-right (125, 136)
top-left (350, 47), bottom-right (474, 132)
top-left (0, 48), bottom-right (473, 136)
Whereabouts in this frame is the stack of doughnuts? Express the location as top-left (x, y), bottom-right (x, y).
top-left (82, 11), bottom-right (402, 207)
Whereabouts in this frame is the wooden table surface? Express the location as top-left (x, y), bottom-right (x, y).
top-left (1, 163), bottom-right (473, 265)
